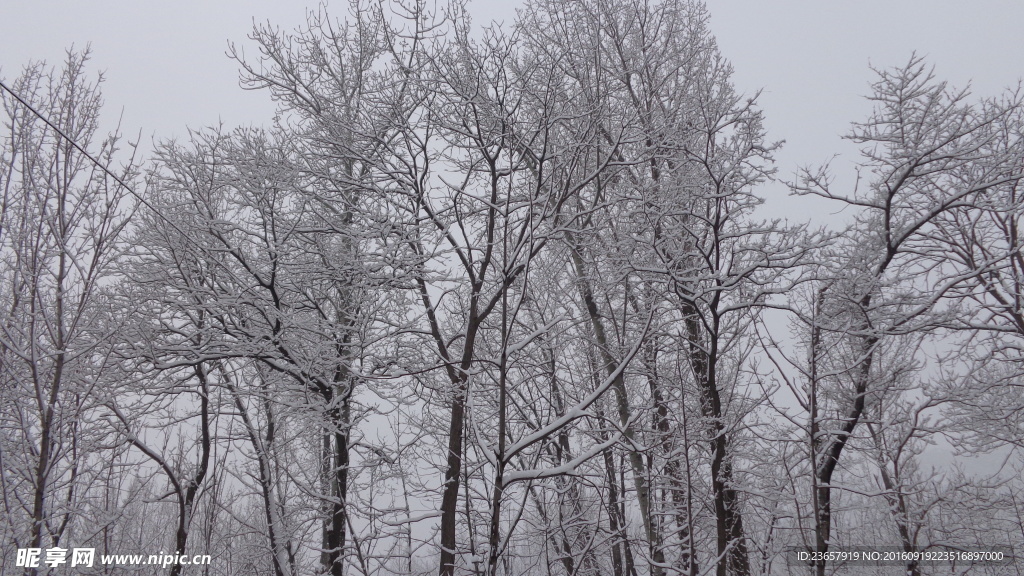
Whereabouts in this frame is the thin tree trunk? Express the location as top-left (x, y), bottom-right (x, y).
top-left (169, 363), bottom-right (212, 576)
top-left (224, 367), bottom-right (291, 576)
top-left (679, 301), bottom-right (749, 576)
top-left (569, 242), bottom-right (665, 576)
top-left (814, 329), bottom-right (876, 576)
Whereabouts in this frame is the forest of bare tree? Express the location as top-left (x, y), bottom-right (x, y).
top-left (3, 1), bottom-right (1024, 575)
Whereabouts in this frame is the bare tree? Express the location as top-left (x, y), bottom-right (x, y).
top-left (788, 55), bottom-right (1024, 576)
top-left (376, 14), bottom-right (642, 573)
top-left (0, 50), bottom-right (136, 575)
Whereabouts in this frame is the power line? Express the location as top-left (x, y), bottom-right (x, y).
top-left (0, 77), bottom-right (197, 245)
top-left (1, 78), bottom-right (140, 199)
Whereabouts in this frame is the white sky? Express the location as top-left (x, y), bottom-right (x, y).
top-left (2, 0), bottom-right (1023, 222)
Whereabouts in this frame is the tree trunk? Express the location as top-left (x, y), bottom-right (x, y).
top-left (680, 303), bottom-right (749, 576)
top-left (570, 243), bottom-right (666, 576)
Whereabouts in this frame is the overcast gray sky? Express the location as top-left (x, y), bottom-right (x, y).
top-left (3, 0), bottom-right (1023, 221)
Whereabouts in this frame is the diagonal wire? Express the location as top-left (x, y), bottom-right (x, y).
top-left (0, 77), bottom-right (196, 242)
